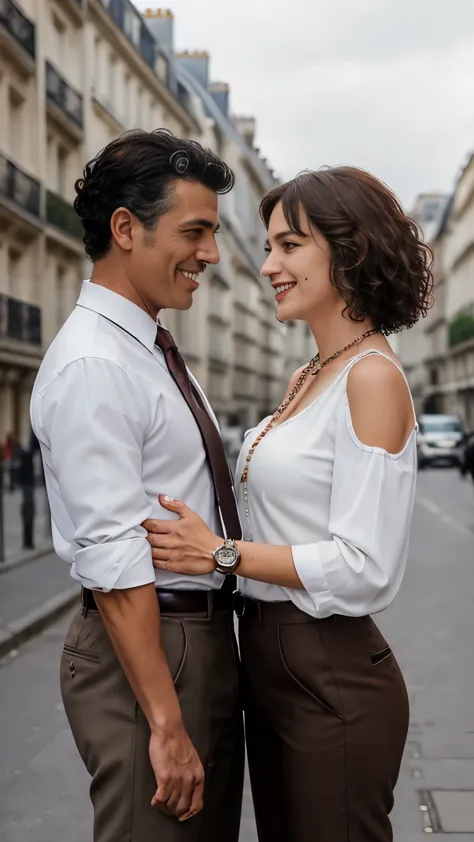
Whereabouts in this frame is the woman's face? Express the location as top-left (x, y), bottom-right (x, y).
top-left (261, 201), bottom-right (340, 323)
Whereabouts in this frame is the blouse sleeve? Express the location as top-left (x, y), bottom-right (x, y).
top-left (290, 396), bottom-right (417, 617)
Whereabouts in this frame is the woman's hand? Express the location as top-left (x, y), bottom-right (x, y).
top-left (143, 496), bottom-right (221, 576)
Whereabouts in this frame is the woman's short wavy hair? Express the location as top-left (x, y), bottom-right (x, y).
top-left (260, 167), bottom-right (433, 334)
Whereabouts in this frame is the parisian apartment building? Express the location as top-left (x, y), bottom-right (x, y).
top-left (398, 155), bottom-right (474, 429)
top-left (0, 0), bottom-right (314, 447)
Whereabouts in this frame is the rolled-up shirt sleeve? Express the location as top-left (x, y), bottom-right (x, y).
top-left (39, 358), bottom-right (156, 592)
top-left (291, 399), bottom-right (416, 617)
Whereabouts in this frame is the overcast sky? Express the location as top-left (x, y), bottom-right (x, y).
top-left (135, 0), bottom-right (474, 208)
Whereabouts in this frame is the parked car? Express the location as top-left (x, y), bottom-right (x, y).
top-left (417, 414), bottom-right (465, 468)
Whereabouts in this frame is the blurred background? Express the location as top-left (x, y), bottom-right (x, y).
top-left (1, 1), bottom-right (474, 839)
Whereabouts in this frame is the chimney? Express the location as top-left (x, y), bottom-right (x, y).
top-left (209, 81), bottom-right (230, 117)
top-left (232, 115), bottom-right (256, 146)
top-left (176, 50), bottom-right (210, 90)
top-left (143, 9), bottom-right (174, 50)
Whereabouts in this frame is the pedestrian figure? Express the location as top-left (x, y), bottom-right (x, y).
top-left (3, 432), bottom-right (21, 492)
top-left (18, 445), bottom-right (35, 550)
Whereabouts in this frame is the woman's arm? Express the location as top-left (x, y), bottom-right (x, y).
top-left (144, 495), bottom-right (304, 588)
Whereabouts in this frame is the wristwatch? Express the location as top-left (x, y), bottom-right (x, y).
top-left (213, 539), bottom-right (241, 574)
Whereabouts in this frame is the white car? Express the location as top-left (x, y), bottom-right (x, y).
top-left (417, 414), bottom-right (465, 468)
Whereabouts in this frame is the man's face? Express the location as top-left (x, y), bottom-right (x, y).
top-left (129, 179), bottom-right (220, 314)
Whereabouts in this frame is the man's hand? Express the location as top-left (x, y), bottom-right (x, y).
top-left (143, 496), bottom-right (221, 576)
top-left (150, 724), bottom-right (205, 821)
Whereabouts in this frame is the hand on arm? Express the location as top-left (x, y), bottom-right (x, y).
top-left (45, 360), bottom-right (203, 820)
top-left (144, 495), bottom-right (304, 589)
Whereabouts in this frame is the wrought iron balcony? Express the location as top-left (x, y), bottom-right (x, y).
top-left (0, 293), bottom-right (42, 346)
top-left (0, 153), bottom-right (41, 219)
top-left (0, 0), bottom-right (36, 60)
top-left (45, 62), bottom-right (83, 129)
top-left (46, 190), bottom-right (83, 241)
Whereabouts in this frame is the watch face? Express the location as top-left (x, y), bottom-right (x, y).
top-left (217, 546), bottom-right (239, 567)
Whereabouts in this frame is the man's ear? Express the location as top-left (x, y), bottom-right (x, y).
top-left (110, 207), bottom-right (134, 252)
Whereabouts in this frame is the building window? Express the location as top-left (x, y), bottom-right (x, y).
top-left (123, 7), bottom-right (141, 48)
top-left (156, 55), bottom-right (169, 84)
top-left (136, 87), bottom-right (143, 128)
top-left (56, 265), bottom-right (67, 326)
top-left (123, 73), bottom-right (131, 125)
top-left (148, 97), bottom-right (155, 131)
top-left (57, 144), bottom-right (68, 196)
top-left (429, 368), bottom-right (439, 386)
top-left (8, 88), bottom-right (24, 160)
top-left (92, 35), bottom-right (101, 93)
top-left (7, 248), bottom-right (22, 298)
top-left (108, 53), bottom-right (117, 109)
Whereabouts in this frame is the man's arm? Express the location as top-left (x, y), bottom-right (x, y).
top-left (42, 358), bottom-right (204, 819)
top-left (95, 585), bottom-right (204, 819)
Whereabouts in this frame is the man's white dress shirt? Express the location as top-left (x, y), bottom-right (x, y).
top-left (31, 281), bottom-right (225, 592)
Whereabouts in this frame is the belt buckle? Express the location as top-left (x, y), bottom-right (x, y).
top-left (232, 590), bottom-right (246, 618)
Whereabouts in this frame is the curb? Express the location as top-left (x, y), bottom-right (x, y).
top-left (0, 542), bottom-right (54, 576)
top-left (0, 585), bottom-right (80, 659)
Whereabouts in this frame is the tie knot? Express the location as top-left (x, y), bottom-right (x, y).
top-left (155, 325), bottom-right (178, 353)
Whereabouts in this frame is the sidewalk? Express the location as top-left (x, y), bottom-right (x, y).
top-left (0, 550), bottom-right (79, 658)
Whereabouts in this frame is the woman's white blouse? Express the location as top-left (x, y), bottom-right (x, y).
top-left (235, 350), bottom-right (417, 618)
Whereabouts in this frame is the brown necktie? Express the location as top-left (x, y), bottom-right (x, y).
top-left (155, 326), bottom-right (242, 540)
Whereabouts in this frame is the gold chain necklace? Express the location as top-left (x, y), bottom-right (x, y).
top-left (240, 327), bottom-right (380, 486)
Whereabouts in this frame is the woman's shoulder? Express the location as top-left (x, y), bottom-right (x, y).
top-left (345, 352), bottom-right (415, 454)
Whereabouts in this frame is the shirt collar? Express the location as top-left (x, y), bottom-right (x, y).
top-left (77, 280), bottom-right (157, 354)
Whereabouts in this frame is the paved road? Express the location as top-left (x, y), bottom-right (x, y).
top-left (0, 467), bottom-right (473, 841)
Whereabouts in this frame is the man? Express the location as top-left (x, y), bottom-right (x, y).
top-left (30, 130), bottom-right (244, 841)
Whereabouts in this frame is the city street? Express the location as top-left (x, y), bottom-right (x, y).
top-left (0, 467), bottom-right (473, 841)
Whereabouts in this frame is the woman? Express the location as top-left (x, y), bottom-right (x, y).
top-left (144, 166), bottom-right (433, 841)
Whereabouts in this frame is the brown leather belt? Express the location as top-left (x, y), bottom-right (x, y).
top-left (82, 576), bottom-right (236, 616)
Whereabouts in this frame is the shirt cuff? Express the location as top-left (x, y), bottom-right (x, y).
top-left (71, 537), bottom-right (155, 592)
top-left (291, 542), bottom-right (334, 612)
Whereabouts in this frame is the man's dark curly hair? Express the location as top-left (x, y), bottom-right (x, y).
top-left (260, 167), bottom-right (433, 334)
top-left (74, 129), bottom-right (234, 262)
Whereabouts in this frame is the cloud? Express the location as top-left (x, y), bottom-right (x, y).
top-left (134, 0), bottom-right (474, 206)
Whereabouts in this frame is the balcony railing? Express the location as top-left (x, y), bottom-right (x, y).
top-left (46, 190), bottom-right (83, 241)
top-left (45, 62), bottom-right (83, 129)
top-left (0, 293), bottom-right (42, 346)
top-left (0, 0), bottom-right (36, 59)
top-left (0, 153), bottom-right (41, 219)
